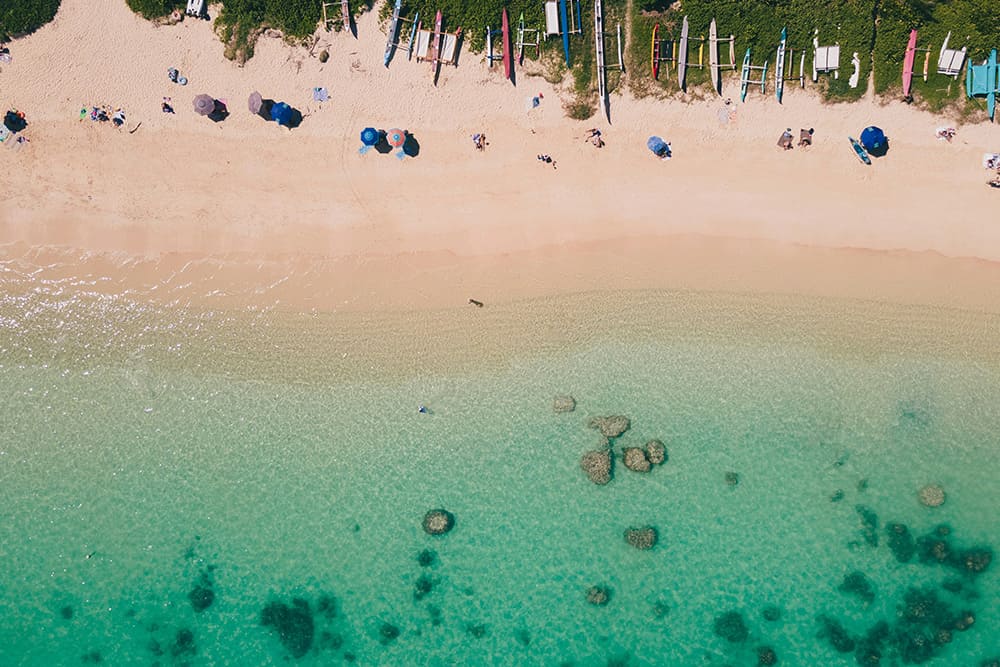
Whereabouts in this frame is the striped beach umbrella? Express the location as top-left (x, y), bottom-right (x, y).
top-left (386, 128), bottom-right (406, 148)
top-left (192, 94), bottom-right (215, 116)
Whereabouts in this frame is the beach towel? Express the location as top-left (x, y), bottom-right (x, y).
top-left (0, 125), bottom-right (10, 142)
top-left (982, 153), bottom-right (1000, 170)
top-left (313, 87), bottom-right (329, 102)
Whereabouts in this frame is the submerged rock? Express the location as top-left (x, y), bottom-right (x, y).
top-left (761, 606), bottom-right (781, 622)
top-left (379, 622), bottom-right (400, 644)
top-left (171, 628), bottom-right (196, 658)
top-left (624, 526), bottom-right (658, 550)
top-left (816, 614), bottom-right (855, 653)
top-left (416, 549), bottom-right (437, 567)
top-left (414, 574), bottom-right (434, 601)
top-left (838, 571), bottom-right (875, 605)
top-left (958, 548), bottom-right (992, 574)
top-left (855, 505), bottom-right (879, 547)
top-left (188, 583), bottom-right (215, 613)
top-left (887, 523), bottom-right (916, 563)
top-left (581, 449), bottom-right (612, 485)
top-left (644, 440), bottom-right (667, 465)
top-left (756, 645), bottom-right (778, 665)
top-left (713, 611), bottom-right (749, 643)
top-left (586, 586), bottom-right (611, 606)
top-left (587, 416), bottom-right (630, 438)
top-left (919, 484), bottom-right (946, 507)
top-left (553, 396), bottom-right (576, 413)
top-left (261, 598), bottom-right (315, 659)
top-left (422, 509), bottom-right (455, 535)
top-left (725, 472), bottom-right (740, 487)
top-left (854, 620), bottom-right (889, 666)
top-left (622, 447), bottom-right (651, 472)
top-left (466, 623), bottom-right (488, 638)
top-left (60, 605), bottom-right (74, 620)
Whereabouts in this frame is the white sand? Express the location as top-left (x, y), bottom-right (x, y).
top-left (2, 0), bottom-right (1000, 312)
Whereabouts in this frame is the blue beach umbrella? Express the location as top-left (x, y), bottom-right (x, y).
top-left (646, 135), bottom-right (671, 159)
top-left (860, 126), bottom-right (888, 156)
top-left (270, 102), bottom-right (293, 126)
top-left (359, 126), bottom-right (378, 155)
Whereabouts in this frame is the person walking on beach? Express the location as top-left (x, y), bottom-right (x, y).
top-left (537, 154), bottom-right (556, 169)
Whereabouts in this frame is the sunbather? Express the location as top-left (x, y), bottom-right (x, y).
top-left (799, 128), bottom-right (814, 146)
top-left (777, 128), bottom-right (794, 151)
top-left (162, 97), bottom-right (174, 114)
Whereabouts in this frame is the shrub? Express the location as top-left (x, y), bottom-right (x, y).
top-left (0, 0), bottom-right (61, 38)
top-left (125, 0), bottom-right (185, 20)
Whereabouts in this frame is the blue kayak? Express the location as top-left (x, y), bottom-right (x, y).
top-left (848, 136), bottom-right (871, 165)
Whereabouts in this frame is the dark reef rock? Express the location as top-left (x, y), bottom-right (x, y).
top-left (651, 601), bottom-right (669, 619)
top-left (756, 645), bottom-right (778, 665)
top-left (316, 594), bottom-right (337, 620)
top-left (830, 489), bottom-right (845, 502)
top-left (855, 505), bottom-right (879, 547)
top-left (581, 449), bottom-right (613, 485)
top-left (854, 620), bottom-right (889, 666)
top-left (644, 440), bottom-right (667, 465)
top-left (587, 415), bottom-right (630, 438)
top-left (713, 611), bottom-right (749, 643)
top-left (261, 598), bottom-right (315, 659)
top-left (378, 622), bottom-right (400, 644)
top-left (724, 471), bottom-right (740, 487)
top-left (887, 523), bottom-right (916, 563)
top-left (622, 447), bottom-right (651, 472)
top-left (515, 627), bottom-right (531, 646)
top-left (414, 574), bottom-right (434, 601)
top-left (839, 571), bottom-right (875, 605)
top-left (81, 651), bottom-right (102, 664)
top-left (60, 605), bottom-right (74, 620)
top-left (422, 509), bottom-right (455, 535)
top-left (466, 623), bottom-right (488, 638)
top-left (417, 549), bottom-right (437, 567)
top-left (171, 629), bottom-right (196, 658)
top-left (188, 584), bottom-right (215, 613)
top-left (817, 615), bottom-right (855, 653)
top-left (586, 586), bottom-right (611, 606)
top-left (957, 548), bottom-right (992, 575)
top-left (761, 606), bottom-right (781, 622)
top-left (624, 526), bottom-right (658, 550)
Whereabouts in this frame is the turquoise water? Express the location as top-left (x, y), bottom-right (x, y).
top-left (1, 288), bottom-right (999, 666)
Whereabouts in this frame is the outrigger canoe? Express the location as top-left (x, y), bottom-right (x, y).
top-left (775, 27), bottom-right (786, 103)
top-left (902, 29), bottom-right (917, 97)
top-left (383, 0), bottom-right (402, 67)
top-left (502, 7), bottom-right (513, 80)
top-left (560, 0), bottom-right (571, 68)
top-left (651, 23), bottom-right (660, 79)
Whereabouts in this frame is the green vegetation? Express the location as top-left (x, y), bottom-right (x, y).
top-left (117, 0), bottom-right (999, 117)
top-left (125, 0), bottom-right (184, 20)
top-left (0, 0), bottom-right (60, 39)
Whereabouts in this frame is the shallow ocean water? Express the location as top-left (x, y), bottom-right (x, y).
top-left (1, 286), bottom-right (998, 666)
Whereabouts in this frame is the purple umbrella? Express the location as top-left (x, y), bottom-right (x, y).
top-left (386, 128), bottom-right (406, 148)
top-left (248, 91), bottom-right (263, 115)
top-left (193, 94), bottom-right (215, 116)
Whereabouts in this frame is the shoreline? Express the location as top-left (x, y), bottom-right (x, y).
top-left (2, 0), bottom-right (1000, 320)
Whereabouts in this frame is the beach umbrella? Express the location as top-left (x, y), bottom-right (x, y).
top-left (386, 128), bottom-right (406, 148)
top-left (646, 135), bottom-right (670, 159)
top-left (359, 127), bottom-right (379, 155)
top-left (248, 91), bottom-right (263, 115)
top-left (193, 94), bottom-right (215, 116)
top-left (270, 102), bottom-right (293, 126)
top-left (860, 126), bottom-right (887, 155)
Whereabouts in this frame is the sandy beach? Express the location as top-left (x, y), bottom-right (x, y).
top-left (2, 0), bottom-right (1000, 313)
